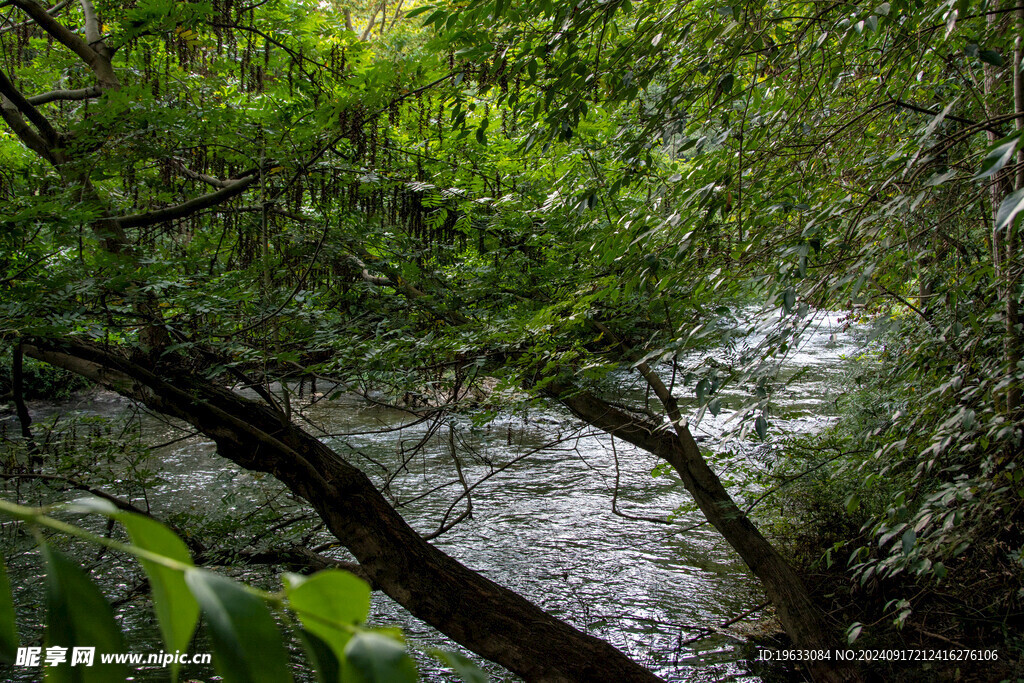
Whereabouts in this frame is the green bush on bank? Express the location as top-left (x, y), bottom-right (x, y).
top-left (762, 313), bottom-right (1024, 663)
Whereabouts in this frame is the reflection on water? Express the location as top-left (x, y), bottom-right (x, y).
top-left (3, 312), bottom-right (862, 682)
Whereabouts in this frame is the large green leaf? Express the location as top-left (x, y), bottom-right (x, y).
top-left (431, 649), bottom-right (489, 683)
top-left (344, 631), bottom-right (418, 683)
top-left (0, 555), bottom-right (18, 664)
top-left (974, 134), bottom-right (1020, 180)
top-left (118, 512), bottom-right (199, 683)
top-left (42, 545), bottom-right (126, 683)
top-left (285, 570), bottom-right (369, 658)
top-left (996, 187), bottom-right (1024, 230)
top-left (297, 628), bottom-right (341, 683)
top-left (185, 568), bottom-right (292, 683)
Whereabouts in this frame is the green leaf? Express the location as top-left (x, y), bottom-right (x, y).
top-left (63, 497), bottom-right (119, 516)
top-left (996, 187), bottom-right (1024, 230)
top-left (185, 568), bottom-right (292, 683)
top-left (754, 416), bottom-right (768, 440)
top-left (845, 493), bottom-right (860, 515)
top-left (708, 397), bottom-right (722, 416)
top-left (298, 628), bottom-right (341, 683)
top-left (979, 49), bottom-right (1004, 67)
top-left (118, 513), bottom-right (198, 683)
top-left (285, 569), bottom-right (370, 665)
top-left (431, 649), bottom-right (489, 683)
top-left (696, 377), bottom-right (711, 404)
top-left (403, 5), bottom-right (434, 19)
top-left (42, 545), bottom-right (126, 683)
top-left (0, 556), bottom-right (18, 664)
top-left (345, 632), bottom-right (418, 683)
top-left (974, 134), bottom-right (1019, 180)
top-left (901, 528), bottom-right (916, 555)
top-left (782, 288), bottom-right (796, 312)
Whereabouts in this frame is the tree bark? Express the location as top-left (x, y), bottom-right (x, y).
top-left (10, 341), bottom-right (40, 464)
top-left (23, 337), bottom-right (662, 683)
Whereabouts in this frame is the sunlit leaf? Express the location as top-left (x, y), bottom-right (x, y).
top-left (42, 545), bottom-right (126, 683)
top-left (285, 569), bottom-right (370, 665)
top-left (345, 631), bottom-right (417, 683)
top-left (974, 135), bottom-right (1019, 180)
top-left (0, 556), bottom-right (17, 664)
top-left (119, 513), bottom-right (198, 683)
top-left (185, 569), bottom-right (292, 683)
top-left (996, 187), bottom-right (1024, 230)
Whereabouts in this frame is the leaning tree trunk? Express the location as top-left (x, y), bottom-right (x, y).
top-left (546, 378), bottom-right (860, 683)
top-left (24, 337), bottom-right (661, 683)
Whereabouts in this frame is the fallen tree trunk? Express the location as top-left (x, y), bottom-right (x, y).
top-left (23, 337), bottom-right (660, 683)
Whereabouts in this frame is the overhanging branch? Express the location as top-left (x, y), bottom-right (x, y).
top-left (10, 0), bottom-right (97, 68)
top-left (11, 0), bottom-right (117, 86)
top-left (0, 0), bottom-right (70, 34)
top-left (27, 85), bottom-right (101, 105)
top-left (0, 98), bottom-right (54, 161)
top-left (0, 67), bottom-right (60, 145)
top-left (117, 175), bottom-right (258, 229)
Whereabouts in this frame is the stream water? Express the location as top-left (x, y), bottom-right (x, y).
top-left (2, 311), bottom-right (863, 682)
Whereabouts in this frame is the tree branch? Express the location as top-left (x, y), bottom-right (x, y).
top-left (11, 0), bottom-right (95, 67)
top-left (170, 157), bottom-right (234, 188)
top-left (0, 98), bottom-right (54, 161)
top-left (892, 98), bottom-right (1003, 136)
top-left (218, 545), bottom-right (376, 586)
top-left (0, 0), bottom-right (70, 35)
top-left (116, 175), bottom-right (259, 229)
top-left (78, 0), bottom-right (100, 45)
top-left (27, 85), bottom-right (101, 105)
top-left (10, 0), bottom-right (117, 87)
top-left (0, 67), bottom-right (60, 145)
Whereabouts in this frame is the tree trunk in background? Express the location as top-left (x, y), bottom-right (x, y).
top-left (984, 0), bottom-right (1021, 412)
top-left (1008, 4), bottom-right (1024, 411)
top-left (10, 342), bottom-right (39, 464)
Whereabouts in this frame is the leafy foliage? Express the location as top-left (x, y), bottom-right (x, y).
top-left (0, 497), bottom-right (485, 682)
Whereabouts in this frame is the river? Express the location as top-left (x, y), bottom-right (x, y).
top-left (2, 310), bottom-right (862, 682)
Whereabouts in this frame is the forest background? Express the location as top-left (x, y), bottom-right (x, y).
top-left (0, 0), bottom-right (1022, 680)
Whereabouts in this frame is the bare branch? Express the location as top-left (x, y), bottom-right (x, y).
top-left (10, 0), bottom-right (117, 87)
top-left (892, 98), bottom-right (1003, 136)
top-left (0, 67), bottom-right (60, 145)
top-left (0, 0), bottom-right (70, 34)
top-left (0, 99), bottom-right (54, 161)
top-left (350, 254), bottom-right (392, 286)
top-left (27, 85), bottom-right (101, 105)
top-left (222, 546), bottom-right (376, 587)
top-left (78, 0), bottom-right (99, 45)
top-left (360, 0), bottom-right (384, 40)
top-left (116, 175), bottom-right (259, 229)
top-left (170, 157), bottom-right (233, 188)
